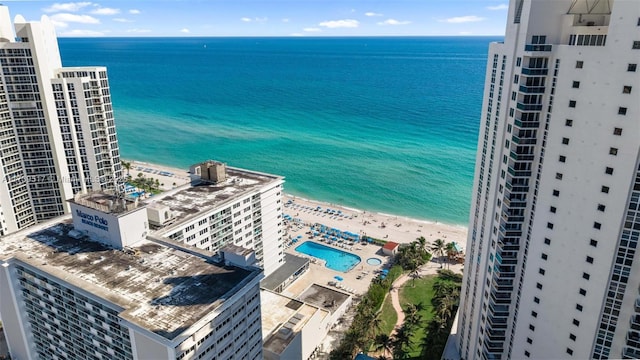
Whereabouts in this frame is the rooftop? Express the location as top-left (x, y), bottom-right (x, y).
top-left (69, 191), bottom-right (140, 216)
top-left (261, 290), bottom-right (329, 354)
top-left (383, 241), bottom-right (399, 250)
top-left (298, 284), bottom-right (350, 314)
top-left (261, 253), bottom-right (309, 292)
top-left (0, 217), bottom-right (260, 341)
top-left (149, 167), bottom-right (283, 233)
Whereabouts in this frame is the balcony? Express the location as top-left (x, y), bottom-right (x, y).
top-left (516, 102), bottom-right (543, 111)
top-left (524, 44), bottom-right (552, 51)
top-left (519, 85), bottom-right (545, 94)
top-left (521, 68), bottom-right (548, 76)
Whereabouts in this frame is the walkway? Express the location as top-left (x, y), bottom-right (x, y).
top-left (390, 273), bottom-right (411, 337)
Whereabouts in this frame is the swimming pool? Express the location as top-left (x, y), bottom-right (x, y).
top-left (367, 258), bottom-right (382, 266)
top-left (295, 241), bottom-right (361, 272)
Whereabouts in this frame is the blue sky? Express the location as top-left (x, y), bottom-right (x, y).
top-left (3, 1), bottom-right (510, 37)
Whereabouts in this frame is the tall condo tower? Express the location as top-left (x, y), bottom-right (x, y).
top-left (457, 0), bottom-right (639, 359)
top-left (0, 6), bottom-right (122, 235)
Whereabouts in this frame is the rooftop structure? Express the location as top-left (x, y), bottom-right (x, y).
top-left (457, 0), bottom-right (640, 359)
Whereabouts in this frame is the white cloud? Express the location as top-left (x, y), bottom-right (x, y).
top-left (50, 13), bottom-right (100, 25)
top-left (303, 27), bottom-right (321, 32)
top-left (129, 9), bottom-right (140, 15)
top-left (377, 19), bottom-right (411, 26)
top-left (90, 8), bottom-right (120, 15)
top-left (441, 15), bottom-right (485, 23)
top-left (365, 12), bottom-right (383, 17)
top-left (180, 28), bottom-right (190, 33)
top-left (43, 2), bottom-right (92, 13)
top-left (318, 19), bottom-right (359, 28)
top-left (112, 18), bottom-right (132, 23)
top-left (282, 18), bottom-right (290, 23)
top-left (459, 31), bottom-right (473, 35)
top-left (289, 33), bottom-right (304, 37)
top-left (487, 4), bottom-right (508, 10)
top-left (126, 28), bottom-right (151, 33)
top-left (50, 20), bottom-right (69, 28)
top-left (241, 17), bottom-right (268, 23)
top-left (59, 29), bottom-right (104, 36)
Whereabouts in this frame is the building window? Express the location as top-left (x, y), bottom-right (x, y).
top-left (579, 288), bottom-right (587, 296)
top-left (517, 57), bottom-right (522, 66)
top-left (597, 204), bottom-right (606, 212)
top-left (593, 222), bottom-right (601, 230)
top-left (541, 253), bottom-right (548, 260)
top-left (567, 348), bottom-right (574, 355)
top-left (583, 272), bottom-right (590, 280)
top-left (527, 338), bottom-right (533, 344)
top-left (529, 324), bottom-right (536, 331)
top-left (609, 147), bottom-right (618, 156)
top-left (573, 319), bottom-right (580, 326)
top-left (556, 173), bottom-right (563, 180)
top-left (572, 81), bottom-right (580, 88)
top-left (623, 86), bottom-right (632, 94)
top-left (569, 100), bottom-right (576, 108)
top-left (562, 137), bottom-right (570, 145)
top-left (601, 186), bottom-right (609, 193)
top-left (547, 222), bottom-right (554, 229)
top-left (605, 167), bottom-right (614, 175)
top-left (629, 64), bottom-right (637, 72)
top-left (570, 333), bottom-right (576, 341)
top-left (586, 256), bottom-right (593, 264)
top-left (539, 268), bottom-right (546, 275)
top-left (553, 190), bottom-right (560, 196)
top-left (544, 238), bottom-right (551, 245)
top-left (536, 282), bottom-right (543, 290)
top-left (614, 127), bottom-right (622, 135)
top-left (565, 119), bottom-right (573, 126)
top-left (576, 61), bottom-right (583, 68)
top-left (525, 351), bottom-right (531, 358)
top-left (550, 206), bottom-right (557, 213)
top-left (618, 107), bottom-right (628, 115)
top-left (590, 239), bottom-right (598, 247)
top-left (633, 41), bottom-right (640, 49)
top-left (534, 297), bottom-right (540, 304)
top-left (559, 155), bottom-right (566, 162)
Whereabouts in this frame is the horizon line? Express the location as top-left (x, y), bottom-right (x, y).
top-left (56, 34), bottom-right (506, 39)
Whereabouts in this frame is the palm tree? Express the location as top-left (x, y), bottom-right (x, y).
top-left (373, 334), bottom-right (393, 359)
top-left (391, 326), bottom-right (412, 359)
top-left (416, 236), bottom-right (427, 253)
top-left (121, 160), bottom-right (132, 178)
top-left (410, 267), bottom-right (421, 287)
top-left (430, 238), bottom-right (446, 268)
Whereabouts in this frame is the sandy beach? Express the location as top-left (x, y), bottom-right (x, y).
top-left (282, 194), bottom-right (468, 250)
top-left (123, 159), bottom-right (469, 252)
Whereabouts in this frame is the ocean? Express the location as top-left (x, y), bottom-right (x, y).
top-left (58, 36), bottom-right (500, 226)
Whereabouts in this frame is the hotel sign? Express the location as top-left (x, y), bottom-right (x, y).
top-left (76, 209), bottom-right (109, 232)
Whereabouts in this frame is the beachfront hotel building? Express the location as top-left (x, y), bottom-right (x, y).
top-left (0, 191), bottom-right (264, 360)
top-left (0, 5), bottom-right (122, 235)
top-left (147, 160), bottom-right (286, 277)
top-left (456, 0), bottom-right (640, 359)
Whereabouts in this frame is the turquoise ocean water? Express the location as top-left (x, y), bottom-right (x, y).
top-left (58, 37), bottom-right (500, 225)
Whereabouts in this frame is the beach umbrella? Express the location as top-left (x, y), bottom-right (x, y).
top-left (334, 275), bottom-right (343, 281)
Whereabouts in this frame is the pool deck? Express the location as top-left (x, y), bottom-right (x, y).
top-left (282, 226), bottom-right (392, 298)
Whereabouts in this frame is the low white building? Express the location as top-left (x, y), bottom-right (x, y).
top-left (149, 160), bottom-right (286, 277)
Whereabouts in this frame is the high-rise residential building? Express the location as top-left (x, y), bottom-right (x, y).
top-left (457, 0), bottom-right (639, 359)
top-left (0, 191), bottom-right (264, 360)
top-left (0, 6), bottom-right (122, 236)
top-left (148, 160), bottom-right (286, 277)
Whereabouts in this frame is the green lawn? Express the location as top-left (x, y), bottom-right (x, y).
top-left (378, 294), bottom-right (397, 336)
top-left (398, 275), bottom-right (438, 358)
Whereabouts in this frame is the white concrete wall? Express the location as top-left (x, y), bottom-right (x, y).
top-left (71, 202), bottom-right (148, 249)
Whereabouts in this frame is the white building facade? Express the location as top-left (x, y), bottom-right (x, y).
top-left (457, 0), bottom-right (640, 359)
top-left (152, 162), bottom-right (285, 277)
top-left (0, 6), bottom-right (122, 236)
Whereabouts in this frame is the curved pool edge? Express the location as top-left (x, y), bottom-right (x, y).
top-left (294, 240), bottom-right (361, 273)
